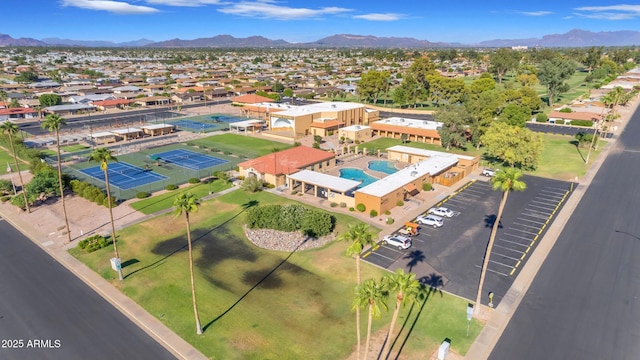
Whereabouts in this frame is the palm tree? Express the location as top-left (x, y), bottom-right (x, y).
top-left (353, 279), bottom-right (388, 360)
top-left (0, 121), bottom-right (30, 213)
top-left (381, 269), bottom-right (423, 358)
top-left (88, 147), bottom-right (123, 281)
top-left (475, 168), bottom-right (526, 315)
top-left (337, 223), bottom-right (376, 360)
top-left (173, 192), bottom-right (203, 335)
top-left (41, 114), bottom-right (71, 243)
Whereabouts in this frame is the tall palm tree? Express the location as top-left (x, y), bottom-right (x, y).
top-left (41, 114), bottom-right (71, 243)
top-left (0, 121), bottom-right (30, 213)
top-left (475, 168), bottom-right (526, 315)
top-left (88, 147), bottom-right (123, 281)
top-left (381, 269), bottom-right (422, 359)
top-left (173, 192), bottom-right (203, 335)
top-left (337, 223), bottom-right (376, 360)
top-left (353, 279), bottom-right (388, 360)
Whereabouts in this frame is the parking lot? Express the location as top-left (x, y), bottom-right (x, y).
top-left (362, 175), bottom-right (573, 307)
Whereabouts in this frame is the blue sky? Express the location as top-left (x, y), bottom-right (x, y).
top-left (4, 1), bottom-right (640, 43)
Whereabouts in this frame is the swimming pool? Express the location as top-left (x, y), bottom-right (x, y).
top-left (368, 160), bottom-right (398, 175)
top-left (339, 168), bottom-right (379, 188)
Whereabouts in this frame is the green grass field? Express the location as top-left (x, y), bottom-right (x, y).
top-left (0, 148), bottom-right (17, 175)
top-left (71, 190), bottom-right (483, 359)
top-left (130, 179), bottom-right (233, 215)
top-left (190, 133), bottom-right (294, 159)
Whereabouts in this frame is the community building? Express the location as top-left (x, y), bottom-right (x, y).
top-left (371, 117), bottom-right (443, 145)
top-left (237, 146), bottom-right (336, 187)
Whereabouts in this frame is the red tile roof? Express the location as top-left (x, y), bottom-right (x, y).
top-left (238, 146), bottom-right (335, 175)
top-left (233, 94), bottom-right (274, 104)
top-left (0, 108), bottom-right (37, 115)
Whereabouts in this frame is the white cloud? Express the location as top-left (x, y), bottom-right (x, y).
top-left (574, 4), bottom-right (640, 20)
top-left (218, 0), bottom-right (351, 20)
top-left (353, 13), bottom-right (404, 21)
top-left (517, 11), bottom-right (553, 16)
top-left (61, 0), bottom-right (159, 14)
top-left (145, 0), bottom-right (221, 6)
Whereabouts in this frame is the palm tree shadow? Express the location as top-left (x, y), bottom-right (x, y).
top-left (571, 140), bottom-right (587, 163)
top-left (124, 199), bottom-right (258, 279)
top-left (202, 236), bottom-right (310, 332)
top-left (382, 273), bottom-right (444, 360)
top-left (403, 250), bottom-right (425, 273)
top-left (484, 214), bottom-right (502, 229)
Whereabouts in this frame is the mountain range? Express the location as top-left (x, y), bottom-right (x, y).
top-left (1, 29), bottom-right (639, 48)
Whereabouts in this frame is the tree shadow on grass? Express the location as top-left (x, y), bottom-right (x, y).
top-left (571, 140), bottom-right (587, 163)
top-left (382, 273), bottom-right (444, 360)
top-left (201, 236), bottom-right (311, 332)
top-left (124, 199), bottom-right (259, 279)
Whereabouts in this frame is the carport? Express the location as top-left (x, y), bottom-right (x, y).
top-left (287, 170), bottom-right (359, 205)
top-left (229, 119), bottom-right (265, 135)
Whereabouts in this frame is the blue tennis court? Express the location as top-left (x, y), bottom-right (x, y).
top-left (80, 162), bottom-right (168, 190)
top-left (151, 149), bottom-right (229, 170)
top-left (170, 120), bottom-right (219, 132)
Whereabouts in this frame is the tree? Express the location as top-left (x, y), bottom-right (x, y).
top-left (574, 132), bottom-right (594, 148)
top-left (497, 103), bottom-right (530, 127)
top-left (173, 192), bottom-right (203, 335)
top-left (427, 75), bottom-right (466, 106)
top-left (381, 269), bottom-right (422, 358)
top-left (489, 48), bottom-right (520, 84)
top-left (435, 104), bottom-right (472, 150)
top-left (88, 148), bottom-right (123, 280)
top-left (41, 114), bottom-right (71, 243)
top-left (475, 168), bottom-right (526, 315)
top-left (38, 94), bottom-right (62, 107)
top-left (0, 121), bottom-right (30, 213)
top-left (241, 176), bottom-right (262, 192)
top-left (356, 70), bottom-right (388, 104)
top-left (8, 98), bottom-right (21, 108)
top-left (537, 58), bottom-right (575, 106)
top-left (337, 224), bottom-right (376, 360)
top-left (584, 47), bottom-right (603, 72)
top-left (406, 57), bottom-right (437, 94)
top-left (14, 70), bottom-right (39, 83)
top-left (353, 279), bottom-right (388, 360)
top-left (481, 121), bottom-right (543, 169)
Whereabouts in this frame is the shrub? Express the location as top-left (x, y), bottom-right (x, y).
top-left (536, 113), bottom-right (548, 122)
top-left (291, 190), bottom-right (299, 195)
top-left (264, 183), bottom-right (275, 189)
top-left (103, 196), bottom-right (116, 208)
top-left (94, 193), bottom-right (106, 205)
top-left (559, 107), bottom-right (572, 113)
top-left (236, 175), bottom-right (245, 180)
top-left (188, 177), bottom-right (201, 184)
top-left (245, 204), bottom-right (335, 237)
top-left (349, 207), bottom-right (355, 212)
top-left (330, 202), bottom-right (338, 207)
top-left (136, 192), bottom-right (150, 199)
top-left (339, 202), bottom-right (347, 208)
top-left (386, 217), bottom-right (394, 225)
top-left (422, 183), bottom-right (432, 191)
top-left (313, 135), bottom-right (323, 143)
top-left (312, 142), bottom-right (320, 149)
top-left (78, 234), bottom-right (112, 253)
top-left (165, 184), bottom-right (178, 191)
top-left (396, 200), bottom-right (404, 206)
top-left (370, 209), bottom-right (378, 217)
top-left (241, 176), bottom-right (262, 193)
top-left (356, 203), bottom-right (366, 212)
top-left (0, 195), bottom-right (11, 202)
top-left (0, 179), bottom-right (14, 194)
top-left (10, 194), bottom-right (26, 210)
top-left (570, 120), bottom-right (594, 127)
top-left (384, 210), bottom-right (391, 215)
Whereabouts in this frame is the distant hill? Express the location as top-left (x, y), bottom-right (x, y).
top-left (476, 29), bottom-right (640, 47)
top-left (145, 35), bottom-right (290, 48)
top-left (0, 33), bottom-right (47, 47)
top-left (2, 29), bottom-right (640, 48)
top-left (42, 38), bottom-right (155, 47)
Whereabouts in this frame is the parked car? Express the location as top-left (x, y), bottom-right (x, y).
top-left (416, 214), bottom-right (444, 228)
top-left (383, 235), bottom-right (412, 250)
top-left (481, 168), bottom-right (496, 177)
top-left (427, 207), bottom-right (457, 218)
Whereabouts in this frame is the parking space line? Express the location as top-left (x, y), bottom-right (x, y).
top-left (524, 207), bottom-right (553, 216)
top-left (510, 227), bottom-right (540, 236)
top-left (367, 251), bottom-right (398, 262)
top-left (527, 203), bottom-right (555, 211)
top-left (531, 199), bottom-right (558, 206)
top-left (492, 251), bottom-right (521, 262)
top-left (494, 244), bottom-right (525, 255)
top-left (475, 264), bottom-right (510, 277)
top-left (503, 232), bottom-right (534, 241)
top-left (521, 212), bottom-right (550, 220)
top-left (361, 243), bottom-right (382, 258)
top-left (497, 238), bottom-right (530, 248)
top-left (516, 217), bottom-right (546, 225)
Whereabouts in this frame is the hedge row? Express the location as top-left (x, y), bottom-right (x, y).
top-left (246, 204), bottom-right (334, 237)
top-left (70, 179), bottom-right (116, 208)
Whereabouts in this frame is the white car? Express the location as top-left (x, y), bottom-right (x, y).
top-left (427, 207), bottom-right (456, 218)
top-left (383, 235), bottom-right (412, 250)
top-left (481, 168), bottom-right (496, 177)
top-left (416, 214), bottom-right (444, 228)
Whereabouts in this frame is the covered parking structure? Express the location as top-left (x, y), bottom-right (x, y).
top-left (287, 169), bottom-right (359, 207)
top-left (229, 119), bottom-right (265, 135)
top-left (111, 127), bottom-right (143, 141)
top-left (141, 123), bottom-right (175, 136)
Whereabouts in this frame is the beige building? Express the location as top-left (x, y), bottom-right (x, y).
top-left (338, 125), bottom-right (372, 143)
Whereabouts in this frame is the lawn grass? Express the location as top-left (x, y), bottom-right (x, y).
top-left (190, 133), bottom-right (294, 159)
top-left (0, 147), bottom-right (18, 175)
top-left (362, 138), bottom-right (485, 159)
top-left (61, 144), bottom-right (89, 153)
top-left (71, 189), bottom-right (483, 359)
top-left (130, 179), bottom-right (233, 215)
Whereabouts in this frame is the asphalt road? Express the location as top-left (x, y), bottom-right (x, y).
top-left (490, 108), bottom-right (640, 359)
top-left (0, 220), bottom-right (176, 360)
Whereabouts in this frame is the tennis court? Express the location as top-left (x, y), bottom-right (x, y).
top-left (170, 120), bottom-right (219, 132)
top-left (80, 162), bottom-right (168, 190)
top-left (150, 149), bottom-right (229, 171)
